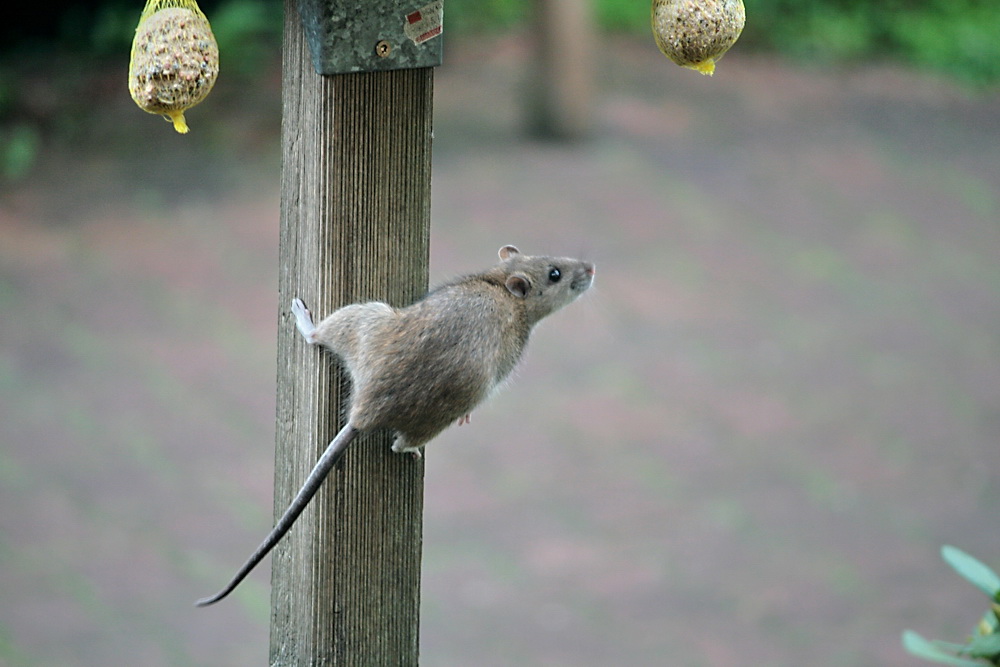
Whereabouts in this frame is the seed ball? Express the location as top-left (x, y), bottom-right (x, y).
top-left (651, 0), bottom-right (745, 76)
top-left (129, 7), bottom-right (219, 133)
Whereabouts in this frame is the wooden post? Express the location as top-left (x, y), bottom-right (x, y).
top-left (270, 1), bottom-right (431, 663)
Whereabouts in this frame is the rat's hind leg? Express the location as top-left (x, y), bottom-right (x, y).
top-left (391, 434), bottom-right (423, 460)
top-left (291, 298), bottom-right (317, 344)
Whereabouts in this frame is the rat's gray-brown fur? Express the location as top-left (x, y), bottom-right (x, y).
top-left (196, 246), bottom-right (594, 606)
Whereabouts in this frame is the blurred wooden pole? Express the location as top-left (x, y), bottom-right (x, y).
top-left (527, 0), bottom-right (595, 140)
top-left (270, 0), bottom-right (431, 664)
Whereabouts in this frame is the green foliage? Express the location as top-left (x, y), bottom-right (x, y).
top-left (447, 0), bottom-right (1000, 85)
top-left (739, 0), bottom-right (1000, 85)
top-left (444, 0), bottom-right (529, 34)
top-left (0, 125), bottom-right (41, 182)
top-left (887, 2), bottom-right (1000, 84)
top-left (77, 0), bottom-right (282, 77)
top-left (593, 0), bottom-right (647, 31)
top-left (89, 4), bottom-right (141, 55)
top-left (7, 1), bottom-right (999, 84)
top-left (208, 1), bottom-right (282, 78)
top-left (944, 545), bottom-right (1000, 599)
top-left (903, 546), bottom-right (1000, 666)
top-left (903, 631), bottom-right (987, 666)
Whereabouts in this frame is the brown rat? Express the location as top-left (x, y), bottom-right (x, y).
top-left (196, 245), bottom-right (595, 607)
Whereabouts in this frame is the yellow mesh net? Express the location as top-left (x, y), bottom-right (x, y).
top-left (128, 0), bottom-right (219, 133)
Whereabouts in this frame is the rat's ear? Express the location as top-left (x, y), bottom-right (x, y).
top-left (505, 273), bottom-right (531, 298)
top-left (499, 245), bottom-right (520, 261)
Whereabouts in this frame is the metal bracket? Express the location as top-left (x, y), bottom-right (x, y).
top-left (298, 0), bottom-right (443, 75)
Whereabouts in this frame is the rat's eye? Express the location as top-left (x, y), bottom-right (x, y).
top-left (548, 267), bottom-right (562, 283)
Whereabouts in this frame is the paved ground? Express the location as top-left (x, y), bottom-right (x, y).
top-left (1, 34), bottom-right (999, 666)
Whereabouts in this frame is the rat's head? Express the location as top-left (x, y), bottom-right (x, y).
top-left (496, 245), bottom-right (595, 325)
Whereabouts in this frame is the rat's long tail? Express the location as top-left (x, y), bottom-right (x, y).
top-left (195, 424), bottom-right (361, 607)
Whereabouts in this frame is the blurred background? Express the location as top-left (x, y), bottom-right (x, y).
top-left (1, 1), bottom-right (999, 665)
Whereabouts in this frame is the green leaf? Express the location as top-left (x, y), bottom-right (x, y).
top-left (942, 546), bottom-right (1000, 598)
top-left (964, 633), bottom-right (1000, 659)
top-left (936, 641), bottom-right (979, 654)
top-left (902, 631), bottom-right (986, 666)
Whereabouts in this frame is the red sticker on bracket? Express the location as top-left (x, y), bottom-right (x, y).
top-left (404, 0), bottom-right (443, 44)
